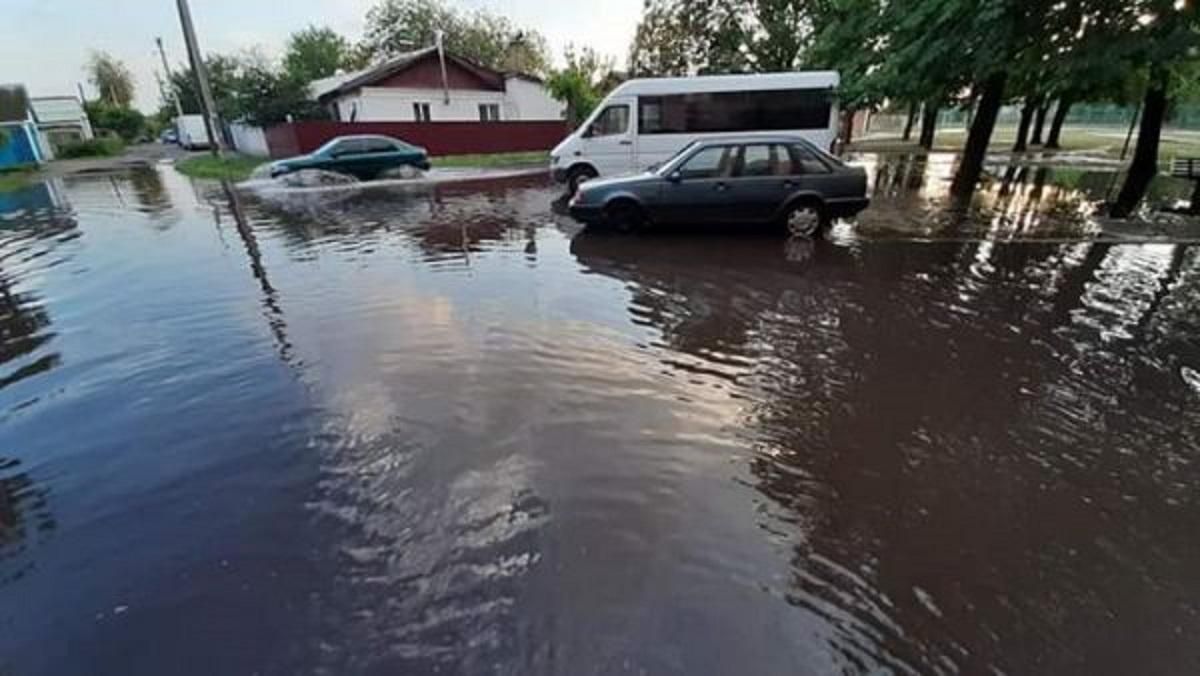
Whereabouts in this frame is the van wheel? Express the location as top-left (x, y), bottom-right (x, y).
top-left (606, 202), bottom-right (644, 233)
top-left (784, 203), bottom-right (827, 238)
top-left (567, 166), bottom-right (598, 195)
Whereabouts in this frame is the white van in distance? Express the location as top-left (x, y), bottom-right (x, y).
top-left (550, 71), bottom-right (840, 193)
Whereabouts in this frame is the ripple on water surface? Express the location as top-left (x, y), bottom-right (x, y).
top-left (0, 165), bottom-right (1199, 675)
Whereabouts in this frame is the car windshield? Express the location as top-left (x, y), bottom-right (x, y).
top-left (655, 141), bottom-right (701, 175)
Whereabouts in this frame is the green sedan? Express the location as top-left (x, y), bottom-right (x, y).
top-left (268, 135), bottom-right (431, 181)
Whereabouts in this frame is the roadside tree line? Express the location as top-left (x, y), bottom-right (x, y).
top-left (629, 0), bottom-right (1199, 215)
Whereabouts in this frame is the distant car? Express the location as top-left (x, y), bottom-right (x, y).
top-left (568, 136), bottom-right (868, 237)
top-left (160, 129), bottom-right (178, 145)
top-left (267, 135), bottom-right (431, 181)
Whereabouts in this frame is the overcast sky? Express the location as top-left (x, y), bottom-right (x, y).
top-left (2, 0), bottom-right (643, 111)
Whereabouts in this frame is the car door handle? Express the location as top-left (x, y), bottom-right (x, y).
top-left (783, 180), bottom-right (797, 188)
top-left (715, 181), bottom-right (729, 191)
top-left (619, 140), bottom-right (632, 146)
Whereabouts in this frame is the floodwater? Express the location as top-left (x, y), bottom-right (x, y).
top-left (1, 157), bottom-right (1199, 675)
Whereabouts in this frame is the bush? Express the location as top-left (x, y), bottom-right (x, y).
top-left (57, 138), bottom-right (125, 159)
top-left (84, 102), bottom-right (145, 142)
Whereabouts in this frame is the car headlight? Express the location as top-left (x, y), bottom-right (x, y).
top-left (550, 155), bottom-right (560, 166)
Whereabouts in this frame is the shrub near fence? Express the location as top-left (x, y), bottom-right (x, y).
top-left (264, 120), bottom-right (570, 158)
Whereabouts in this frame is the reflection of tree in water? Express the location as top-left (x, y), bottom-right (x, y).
top-left (855, 152), bottom-right (1132, 238)
top-left (126, 168), bottom-right (173, 216)
top-left (0, 273), bottom-right (58, 391)
top-left (0, 456), bottom-right (54, 585)
top-left (571, 231), bottom-right (1200, 674)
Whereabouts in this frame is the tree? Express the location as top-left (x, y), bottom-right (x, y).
top-left (628, 0), bottom-right (694, 76)
top-left (361, 0), bottom-right (550, 74)
top-left (547, 45), bottom-right (618, 126)
top-left (87, 51), bottom-right (135, 108)
top-left (167, 52), bottom-right (327, 128)
top-left (1111, 0), bottom-right (1199, 217)
top-left (284, 26), bottom-right (354, 84)
top-left (85, 101), bottom-right (145, 140)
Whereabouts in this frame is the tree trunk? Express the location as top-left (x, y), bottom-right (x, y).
top-left (1111, 71), bottom-right (1168, 218)
top-left (1013, 100), bottom-right (1035, 152)
top-left (902, 102), bottom-right (918, 141)
top-left (918, 103), bottom-right (939, 149)
top-left (1027, 100), bottom-right (1046, 145)
top-left (1045, 97), bottom-right (1073, 149)
top-left (1030, 101), bottom-right (1050, 145)
top-left (841, 109), bottom-right (855, 146)
top-left (1189, 180), bottom-right (1200, 215)
top-left (951, 71), bottom-right (1007, 197)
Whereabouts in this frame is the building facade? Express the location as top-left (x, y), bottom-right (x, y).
top-left (311, 48), bottom-right (564, 124)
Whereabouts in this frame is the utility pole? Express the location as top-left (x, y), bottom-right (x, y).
top-left (174, 0), bottom-right (224, 156)
top-left (155, 36), bottom-right (185, 119)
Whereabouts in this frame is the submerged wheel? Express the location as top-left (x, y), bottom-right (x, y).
top-left (605, 201), bottom-right (644, 233)
top-left (567, 165), bottom-right (598, 195)
top-left (784, 202), bottom-right (827, 239)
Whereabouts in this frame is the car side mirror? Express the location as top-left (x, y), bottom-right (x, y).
top-left (667, 170), bottom-right (682, 183)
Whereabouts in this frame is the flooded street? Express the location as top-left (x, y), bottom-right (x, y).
top-left (1, 159), bottom-right (1199, 675)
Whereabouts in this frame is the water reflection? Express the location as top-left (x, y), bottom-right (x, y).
top-left (571, 230), bottom-right (1200, 674)
top-left (847, 152), bottom-right (1198, 240)
top-left (0, 456), bottom-right (54, 585)
top-left (1, 167), bottom-right (1199, 675)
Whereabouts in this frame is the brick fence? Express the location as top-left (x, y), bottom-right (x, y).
top-left (264, 120), bottom-right (570, 158)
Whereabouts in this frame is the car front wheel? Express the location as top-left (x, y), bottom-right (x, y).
top-left (605, 202), bottom-right (644, 233)
top-left (784, 203), bottom-right (827, 239)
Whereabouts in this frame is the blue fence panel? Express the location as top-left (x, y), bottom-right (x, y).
top-left (0, 123), bottom-right (40, 169)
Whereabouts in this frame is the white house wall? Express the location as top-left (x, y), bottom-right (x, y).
top-left (503, 78), bottom-right (565, 121)
top-left (331, 83), bottom-right (564, 123)
top-left (348, 87), bottom-right (508, 122)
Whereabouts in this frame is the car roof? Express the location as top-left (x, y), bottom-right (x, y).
top-left (326, 134), bottom-right (402, 143)
top-left (692, 135), bottom-right (818, 146)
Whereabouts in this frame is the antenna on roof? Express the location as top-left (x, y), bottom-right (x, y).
top-left (435, 30), bottom-right (450, 105)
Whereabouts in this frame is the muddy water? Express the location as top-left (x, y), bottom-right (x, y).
top-left (0, 162), bottom-right (1199, 675)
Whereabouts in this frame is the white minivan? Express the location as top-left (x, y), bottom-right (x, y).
top-left (550, 71), bottom-right (840, 193)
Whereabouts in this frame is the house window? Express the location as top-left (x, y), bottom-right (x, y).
top-left (413, 102), bottom-right (432, 122)
top-left (478, 103), bottom-right (501, 122)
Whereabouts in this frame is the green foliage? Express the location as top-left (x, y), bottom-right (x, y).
top-left (547, 45), bottom-right (619, 126)
top-left (84, 102), bottom-right (145, 141)
top-left (175, 154), bottom-right (265, 180)
top-left (284, 26), bottom-right (354, 83)
top-left (87, 51), bottom-right (135, 107)
top-left (0, 128), bottom-right (9, 149)
top-left (361, 0), bottom-right (551, 74)
top-left (56, 138), bottom-right (125, 159)
top-left (168, 52), bottom-right (329, 127)
top-left (0, 167), bottom-right (37, 192)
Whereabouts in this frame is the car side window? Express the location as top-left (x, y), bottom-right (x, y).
top-left (329, 139), bottom-right (362, 156)
top-left (589, 105), bottom-right (629, 137)
top-left (737, 144), bottom-right (794, 177)
top-left (678, 146), bottom-right (736, 180)
top-left (363, 138), bottom-right (396, 154)
top-left (789, 143), bottom-right (831, 174)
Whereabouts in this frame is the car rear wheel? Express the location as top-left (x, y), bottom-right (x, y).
top-left (605, 202), bottom-right (644, 233)
top-left (567, 166), bottom-right (598, 195)
top-left (784, 203), bottom-right (827, 239)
